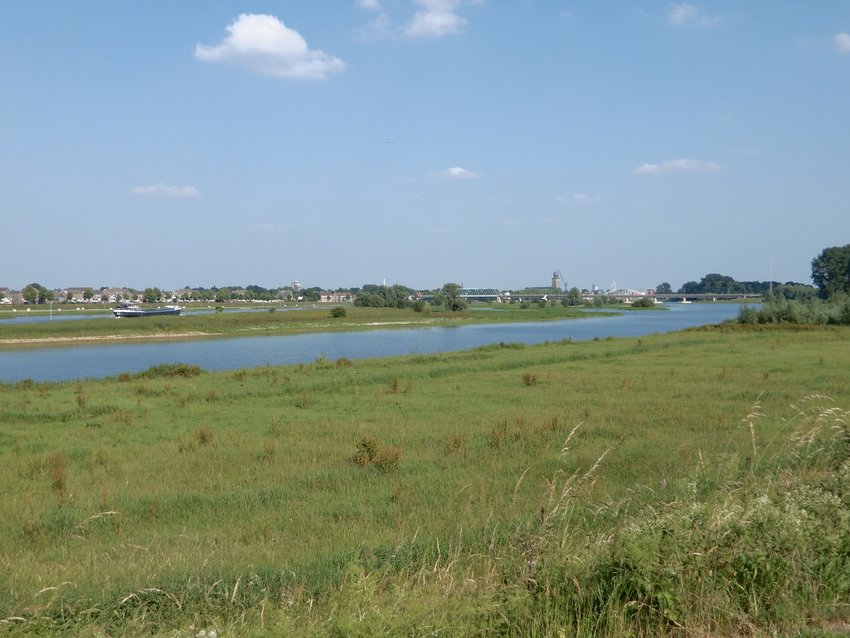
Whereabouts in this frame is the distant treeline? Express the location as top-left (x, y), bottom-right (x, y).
top-left (675, 273), bottom-right (814, 299)
top-left (353, 284), bottom-right (417, 308)
top-left (735, 244), bottom-right (850, 325)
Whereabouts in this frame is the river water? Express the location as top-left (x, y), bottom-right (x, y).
top-left (0, 303), bottom-right (746, 383)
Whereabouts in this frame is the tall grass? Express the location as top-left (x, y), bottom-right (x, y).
top-left (0, 326), bottom-right (848, 635)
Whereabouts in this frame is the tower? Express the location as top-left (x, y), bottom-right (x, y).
top-left (551, 271), bottom-right (562, 291)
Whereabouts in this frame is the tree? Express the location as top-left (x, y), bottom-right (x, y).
top-left (83, 288), bottom-right (94, 301)
top-left (143, 287), bottom-right (162, 303)
top-left (811, 244), bottom-right (850, 299)
top-left (437, 282), bottom-right (467, 312)
top-left (22, 283), bottom-right (49, 304)
top-left (353, 284), bottom-right (414, 308)
top-left (564, 287), bottom-right (584, 306)
top-left (656, 282), bottom-right (673, 294)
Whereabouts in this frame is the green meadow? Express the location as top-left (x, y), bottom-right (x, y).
top-left (1, 324), bottom-right (848, 636)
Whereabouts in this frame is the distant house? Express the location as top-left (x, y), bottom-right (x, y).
top-left (0, 287), bottom-right (17, 304)
top-left (102, 288), bottom-right (130, 303)
top-left (172, 288), bottom-right (194, 301)
top-left (63, 287), bottom-right (90, 303)
top-left (319, 291), bottom-right (356, 303)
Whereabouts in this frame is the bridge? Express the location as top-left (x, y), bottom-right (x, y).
top-left (418, 288), bottom-right (762, 303)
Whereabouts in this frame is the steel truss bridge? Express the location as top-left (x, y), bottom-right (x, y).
top-left (420, 288), bottom-right (762, 302)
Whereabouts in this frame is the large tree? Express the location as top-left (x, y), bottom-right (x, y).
top-left (811, 244), bottom-right (850, 299)
top-left (437, 282), bottom-right (467, 312)
top-left (143, 287), bottom-right (162, 303)
top-left (22, 282), bottom-right (49, 304)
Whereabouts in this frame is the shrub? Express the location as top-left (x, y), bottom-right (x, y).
top-left (195, 426), bottom-right (213, 446)
top-left (354, 435), bottom-right (402, 472)
top-left (256, 440), bottom-right (276, 462)
top-left (330, 306), bottom-right (347, 318)
top-left (46, 452), bottom-right (68, 498)
top-left (387, 375), bottom-right (399, 394)
top-left (445, 434), bottom-right (467, 455)
top-left (354, 434), bottom-right (380, 466)
top-left (135, 363), bottom-right (203, 379)
top-left (374, 446), bottom-right (402, 473)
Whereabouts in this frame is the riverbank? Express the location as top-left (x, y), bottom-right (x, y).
top-left (1, 324), bottom-right (848, 636)
top-left (0, 304), bottom-right (617, 347)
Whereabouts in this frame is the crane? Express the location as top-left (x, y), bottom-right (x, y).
top-left (555, 268), bottom-right (567, 291)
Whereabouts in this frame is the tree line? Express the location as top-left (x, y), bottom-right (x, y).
top-left (738, 244), bottom-right (850, 325)
top-left (655, 275), bottom-right (815, 299)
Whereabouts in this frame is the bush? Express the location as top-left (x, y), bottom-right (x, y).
top-left (330, 306), bottom-right (346, 318)
top-left (354, 434), bottom-right (402, 472)
top-left (135, 363), bottom-right (203, 379)
top-left (354, 434), bottom-right (380, 466)
top-left (374, 445), bottom-right (402, 473)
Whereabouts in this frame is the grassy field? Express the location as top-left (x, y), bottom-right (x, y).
top-left (1, 323), bottom-right (848, 636)
top-left (0, 304), bottom-right (607, 345)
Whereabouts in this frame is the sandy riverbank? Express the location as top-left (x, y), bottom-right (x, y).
top-left (0, 331), bottom-right (214, 345)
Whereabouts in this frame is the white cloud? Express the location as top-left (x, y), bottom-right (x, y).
top-left (403, 0), bottom-right (467, 38)
top-left (834, 33), bottom-right (850, 54)
top-left (195, 14), bottom-right (346, 80)
top-left (572, 193), bottom-right (602, 205)
top-left (131, 183), bottom-right (200, 199)
top-left (634, 159), bottom-right (723, 175)
top-left (666, 3), bottom-right (721, 28)
top-left (442, 166), bottom-right (480, 180)
top-left (356, 0), bottom-right (382, 10)
top-left (355, 13), bottom-right (393, 40)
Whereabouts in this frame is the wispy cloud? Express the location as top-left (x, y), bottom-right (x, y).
top-left (834, 32), bottom-right (850, 54)
top-left (571, 193), bottom-right (602, 205)
top-left (441, 166), bottom-right (480, 180)
top-left (666, 3), bottom-right (722, 28)
top-left (355, 13), bottom-right (393, 40)
top-left (195, 14), bottom-right (345, 80)
top-left (131, 183), bottom-right (200, 199)
top-left (634, 159), bottom-right (723, 175)
top-left (403, 0), bottom-right (467, 39)
top-left (356, 0), bottom-right (382, 10)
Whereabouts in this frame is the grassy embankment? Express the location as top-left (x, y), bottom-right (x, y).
top-left (0, 304), bottom-right (612, 345)
top-left (1, 323), bottom-right (848, 636)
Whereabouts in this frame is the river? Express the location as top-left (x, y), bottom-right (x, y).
top-left (0, 303), bottom-right (746, 383)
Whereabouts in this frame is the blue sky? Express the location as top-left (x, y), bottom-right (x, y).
top-left (2, 1), bottom-right (849, 292)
